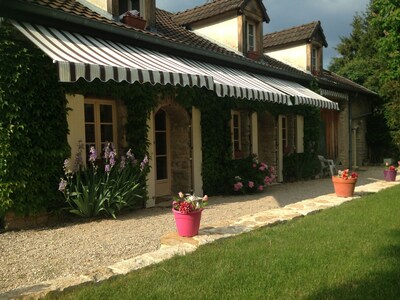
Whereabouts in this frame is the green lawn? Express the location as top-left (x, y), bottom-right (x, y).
top-left (49, 185), bottom-right (400, 300)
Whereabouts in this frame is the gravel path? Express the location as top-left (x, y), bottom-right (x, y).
top-left (0, 167), bottom-right (384, 293)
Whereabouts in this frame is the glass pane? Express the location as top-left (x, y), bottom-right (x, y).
top-left (155, 110), bottom-right (166, 131)
top-left (84, 104), bottom-right (94, 122)
top-left (101, 124), bottom-right (113, 142)
top-left (85, 124), bottom-right (95, 143)
top-left (234, 128), bottom-right (239, 140)
top-left (233, 115), bottom-right (239, 127)
top-left (156, 132), bottom-right (167, 155)
top-left (100, 105), bottom-right (113, 123)
top-left (234, 141), bottom-right (240, 151)
top-left (156, 156), bottom-right (167, 180)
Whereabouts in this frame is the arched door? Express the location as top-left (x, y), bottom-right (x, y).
top-left (154, 109), bottom-right (171, 196)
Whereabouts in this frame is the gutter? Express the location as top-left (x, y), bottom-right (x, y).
top-left (0, 1), bottom-right (311, 82)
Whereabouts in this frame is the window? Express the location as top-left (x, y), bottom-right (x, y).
top-left (84, 99), bottom-right (117, 160)
top-left (247, 22), bottom-right (256, 52)
top-left (119, 0), bottom-right (139, 14)
top-left (311, 47), bottom-right (318, 72)
top-left (231, 111), bottom-right (242, 158)
top-left (281, 115), bottom-right (287, 149)
top-left (294, 115), bottom-right (304, 153)
top-left (155, 109), bottom-right (168, 180)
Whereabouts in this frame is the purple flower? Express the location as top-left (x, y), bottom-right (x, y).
top-left (105, 164), bottom-right (111, 173)
top-left (58, 178), bottom-right (67, 192)
top-left (140, 155), bottom-right (148, 170)
top-left (89, 146), bottom-right (97, 163)
top-left (120, 156), bottom-right (126, 170)
top-left (109, 150), bottom-right (116, 167)
top-left (104, 143), bottom-right (111, 160)
top-left (126, 149), bottom-right (135, 160)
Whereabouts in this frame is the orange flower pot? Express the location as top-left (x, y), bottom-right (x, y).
top-left (332, 176), bottom-right (357, 197)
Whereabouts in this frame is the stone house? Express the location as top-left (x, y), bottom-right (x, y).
top-left (1, 0), bottom-right (353, 208)
top-left (264, 21), bottom-right (377, 168)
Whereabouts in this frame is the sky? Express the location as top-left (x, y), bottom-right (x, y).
top-left (157, 0), bottom-right (370, 68)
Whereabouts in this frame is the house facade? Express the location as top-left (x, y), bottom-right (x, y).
top-left (1, 0), bottom-right (362, 212)
top-left (264, 21), bottom-right (377, 168)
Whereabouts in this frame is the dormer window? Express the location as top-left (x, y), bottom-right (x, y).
top-left (247, 22), bottom-right (255, 52)
top-left (311, 47), bottom-right (318, 72)
top-left (118, 0), bottom-right (140, 15)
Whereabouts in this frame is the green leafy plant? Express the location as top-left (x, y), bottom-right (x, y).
top-left (59, 142), bottom-right (149, 218)
top-left (231, 155), bottom-right (276, 194)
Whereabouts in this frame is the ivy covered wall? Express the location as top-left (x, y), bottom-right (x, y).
top-left (0, 22), bottom-right (324, 217)
top-left (0, 24), bottom-right (70, 216)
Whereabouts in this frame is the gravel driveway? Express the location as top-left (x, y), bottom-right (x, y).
top-left (0, 167), bottom-right (385, 293)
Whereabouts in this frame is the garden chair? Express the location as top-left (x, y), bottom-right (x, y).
top-left (317, 155), bottom-right (336, 177)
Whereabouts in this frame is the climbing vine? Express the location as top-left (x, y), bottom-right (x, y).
top-left (0, 23), bottom-right (70, 216)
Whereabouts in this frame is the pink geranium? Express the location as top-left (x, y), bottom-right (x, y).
top-left (248, 181), bottom-right (254, 188)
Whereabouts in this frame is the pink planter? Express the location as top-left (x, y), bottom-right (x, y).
top-left (172, 208), bottom-right (203, 237)
top-left (332, 176), bottom-right (357, 197)
top-left (383, 170), bottom-right (397, 181)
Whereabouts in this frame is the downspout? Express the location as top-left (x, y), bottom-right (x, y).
top-left (348, 97), bottom-right (352, 170)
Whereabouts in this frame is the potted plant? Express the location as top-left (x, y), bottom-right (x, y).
top-left (383, 161), bottom-right (398, 181)
top-left (332, 169), bottom-right (358, 197)
top-left (172, 192), bottom-right (208, 237)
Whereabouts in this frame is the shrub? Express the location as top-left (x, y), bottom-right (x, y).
top-left (59, 142), bottom-right (149, 218)
top-left (231, 155), bottom-right (276, 194)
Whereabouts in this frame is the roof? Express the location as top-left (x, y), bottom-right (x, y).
top-left (263, 21), bottom-right (328, 49)
top-left (1, 0), bottom-right (374, 96)
top-left (173, 0), bottom-right (270, 26)
top-left (318, 70), bottom-right (377, 95)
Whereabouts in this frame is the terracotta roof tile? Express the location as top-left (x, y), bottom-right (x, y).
top-left (318, 70), bottom-right (376, 95)
top-left (264, 21), bottom-right (327, 49)
top-left (173, 0), bottom-right (269, 26)
top-left (173, 0), bottom-right (244, 25)
top-left (10, 0), bottom-right (310, 79)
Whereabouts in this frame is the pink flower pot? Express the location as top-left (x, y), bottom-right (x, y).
top-left (332, 176), bottom-right (357, 197)
top-left (172, 208), bottom-right (203, 237)
top-left (383, 170), bottom-right (397, 181)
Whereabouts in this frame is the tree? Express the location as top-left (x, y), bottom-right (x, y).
top-left (329, 0), bottom-right (400, 159)
top-left (370, 0), bottom-right (400, 150)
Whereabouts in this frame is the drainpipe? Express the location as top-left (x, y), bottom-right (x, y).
top-left (348, 97), bottom-right (352, 170)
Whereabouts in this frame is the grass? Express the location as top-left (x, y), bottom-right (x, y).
top-left (49, 185), bottom-right (400, 300)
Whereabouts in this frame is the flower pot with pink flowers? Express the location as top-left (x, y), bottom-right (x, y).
top-left (172, 192), bottom-right (208, 237)
top-left (332, 169), bottom-right (358, 197)
top-left (383, 162), bottom-right (398, 182)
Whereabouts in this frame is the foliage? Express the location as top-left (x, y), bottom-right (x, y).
top-left (231, 155), bottom-right (276, 194)
top-left (177, 87), bottom-right (234, 195)
top-left (172, 192), bottom-right (208, 214)
top-left (366, 110), bottom-right (397, 162)
top-left (283, 153), bottom-right (319, 181)
top-left (0, 23), bottom-right (70, 216)
top-left (329, 0), bottom-right (400, 154)
top-left (59, 143), bottom-right (149, 218)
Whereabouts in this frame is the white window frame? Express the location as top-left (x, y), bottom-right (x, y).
top-left (295, 115), bottom-right (304, 153)
top-left (84, 99), bottom-right (117, 159)
top-left (231, 111), bottom-right (242, 158)
top-left (247, 22), bottom-right (256, 52)
top-left (311, 47), bottom-right (318, 72)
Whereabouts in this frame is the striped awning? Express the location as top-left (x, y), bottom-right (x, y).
top-left (12, 21), bottom-right (334, 109)
top-left (180, 58), bottom-right (291, 104)
top-left (253, 74), bottom-right (339, 110)
top-left (320, 89), bottom-right (349, 101)
top-left (12, 21), bottom-right (214, 89)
